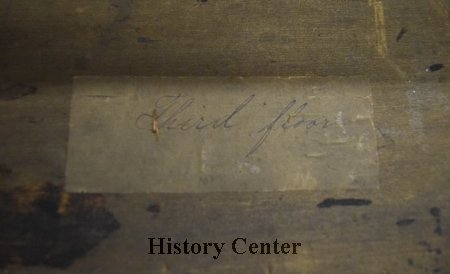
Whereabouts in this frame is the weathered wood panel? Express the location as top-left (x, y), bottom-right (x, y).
top-left (0, 0), bottom-right (449, 273)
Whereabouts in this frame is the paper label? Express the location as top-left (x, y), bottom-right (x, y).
top-left (66, 77), bottom-right (378, 193)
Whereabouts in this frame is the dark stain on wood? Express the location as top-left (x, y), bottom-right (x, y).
top-left (396, 218), bottom-right (415, 226)
top-left (0, 81), bottom-right (37, 101)
top-left (147, 203), bottom-right (161, 214)
top-left (0, 183), bottom-right (120, 269)
top-left (411, 240), bottom-right (445, 272)
top-left (317, 198), bottom-right (372, 208)
top-left (430, 207), bottom-right (443, 236)
top-left (426, 64), bottom-right (444, 72)
top-left (430, 207), bottom-right (440, 218)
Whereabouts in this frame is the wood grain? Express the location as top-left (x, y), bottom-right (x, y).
top-left (0, 0), bottom-right (448, 272)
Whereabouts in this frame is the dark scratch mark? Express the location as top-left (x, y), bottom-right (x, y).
top-left (376, 127), bottom-right (395, 149)
top-left (137, 37), bottom-right (158, 43)
top-left (317, 198), bottom-right (372, 208)
top-left (426, 64), bottom-right (444, 72)
top-left (396, 27), bottom-right (407, 42)
top-left (86, 95), bottom-right (116, 99)
top-left (396, 218), bottom-right (415, 226)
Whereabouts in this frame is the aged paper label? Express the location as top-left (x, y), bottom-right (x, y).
top-left (66, 77), bottom-right (378, 193)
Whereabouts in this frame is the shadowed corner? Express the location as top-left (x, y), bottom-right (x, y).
top-left (0, 182), bottom-right (120, 269)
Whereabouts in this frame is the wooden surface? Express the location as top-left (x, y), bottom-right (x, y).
top-left (0, 0), bottom-right (449, 273)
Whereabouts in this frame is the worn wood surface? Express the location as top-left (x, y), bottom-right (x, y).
top-left (0, 0), bottom-right (449, 273)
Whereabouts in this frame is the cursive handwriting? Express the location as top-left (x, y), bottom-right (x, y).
top-left (136, 94), bottom-right (335, 156)
top-left (246, 100), bottom-right (334, 157)
top-left (136, 94), bottom-right (255, 132)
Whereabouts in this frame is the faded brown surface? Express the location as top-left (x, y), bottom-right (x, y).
top-left (0, 0), bottom-right (449, 273)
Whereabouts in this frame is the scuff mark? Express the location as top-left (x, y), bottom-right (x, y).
top-left (406, 81), bottom-right (450, 150)
top-left (137, 37), bottom-right (158, 44)
top-left (200, 146), bottom-right (207, 173)
top-left (336, 111), bottom-right (347, 134)
top-left (323, 137), bottom-right (349, 145)
top-left (396, 218), bottom-right (415, 226)
top-left (369, 0), bottom-right (388, 58)
top-left (317, 198), bottom-right (372, 208)
top-left (238, 162), bottom-right (261, 174)
top-left (406, 88), bottom-right (426, 148)
top-left (305, 152), bottom-right (326, 158)
top-left (86, 95), bottom-right (116, 99)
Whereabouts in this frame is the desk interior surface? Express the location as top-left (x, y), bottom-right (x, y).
top-left (0, 0), bottom-right (449, 273)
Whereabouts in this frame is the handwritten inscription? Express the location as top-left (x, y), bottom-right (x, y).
top-left (135, 94), bottom-right (335, 156)
top-left (66, 77), bottom-right (378, 193)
